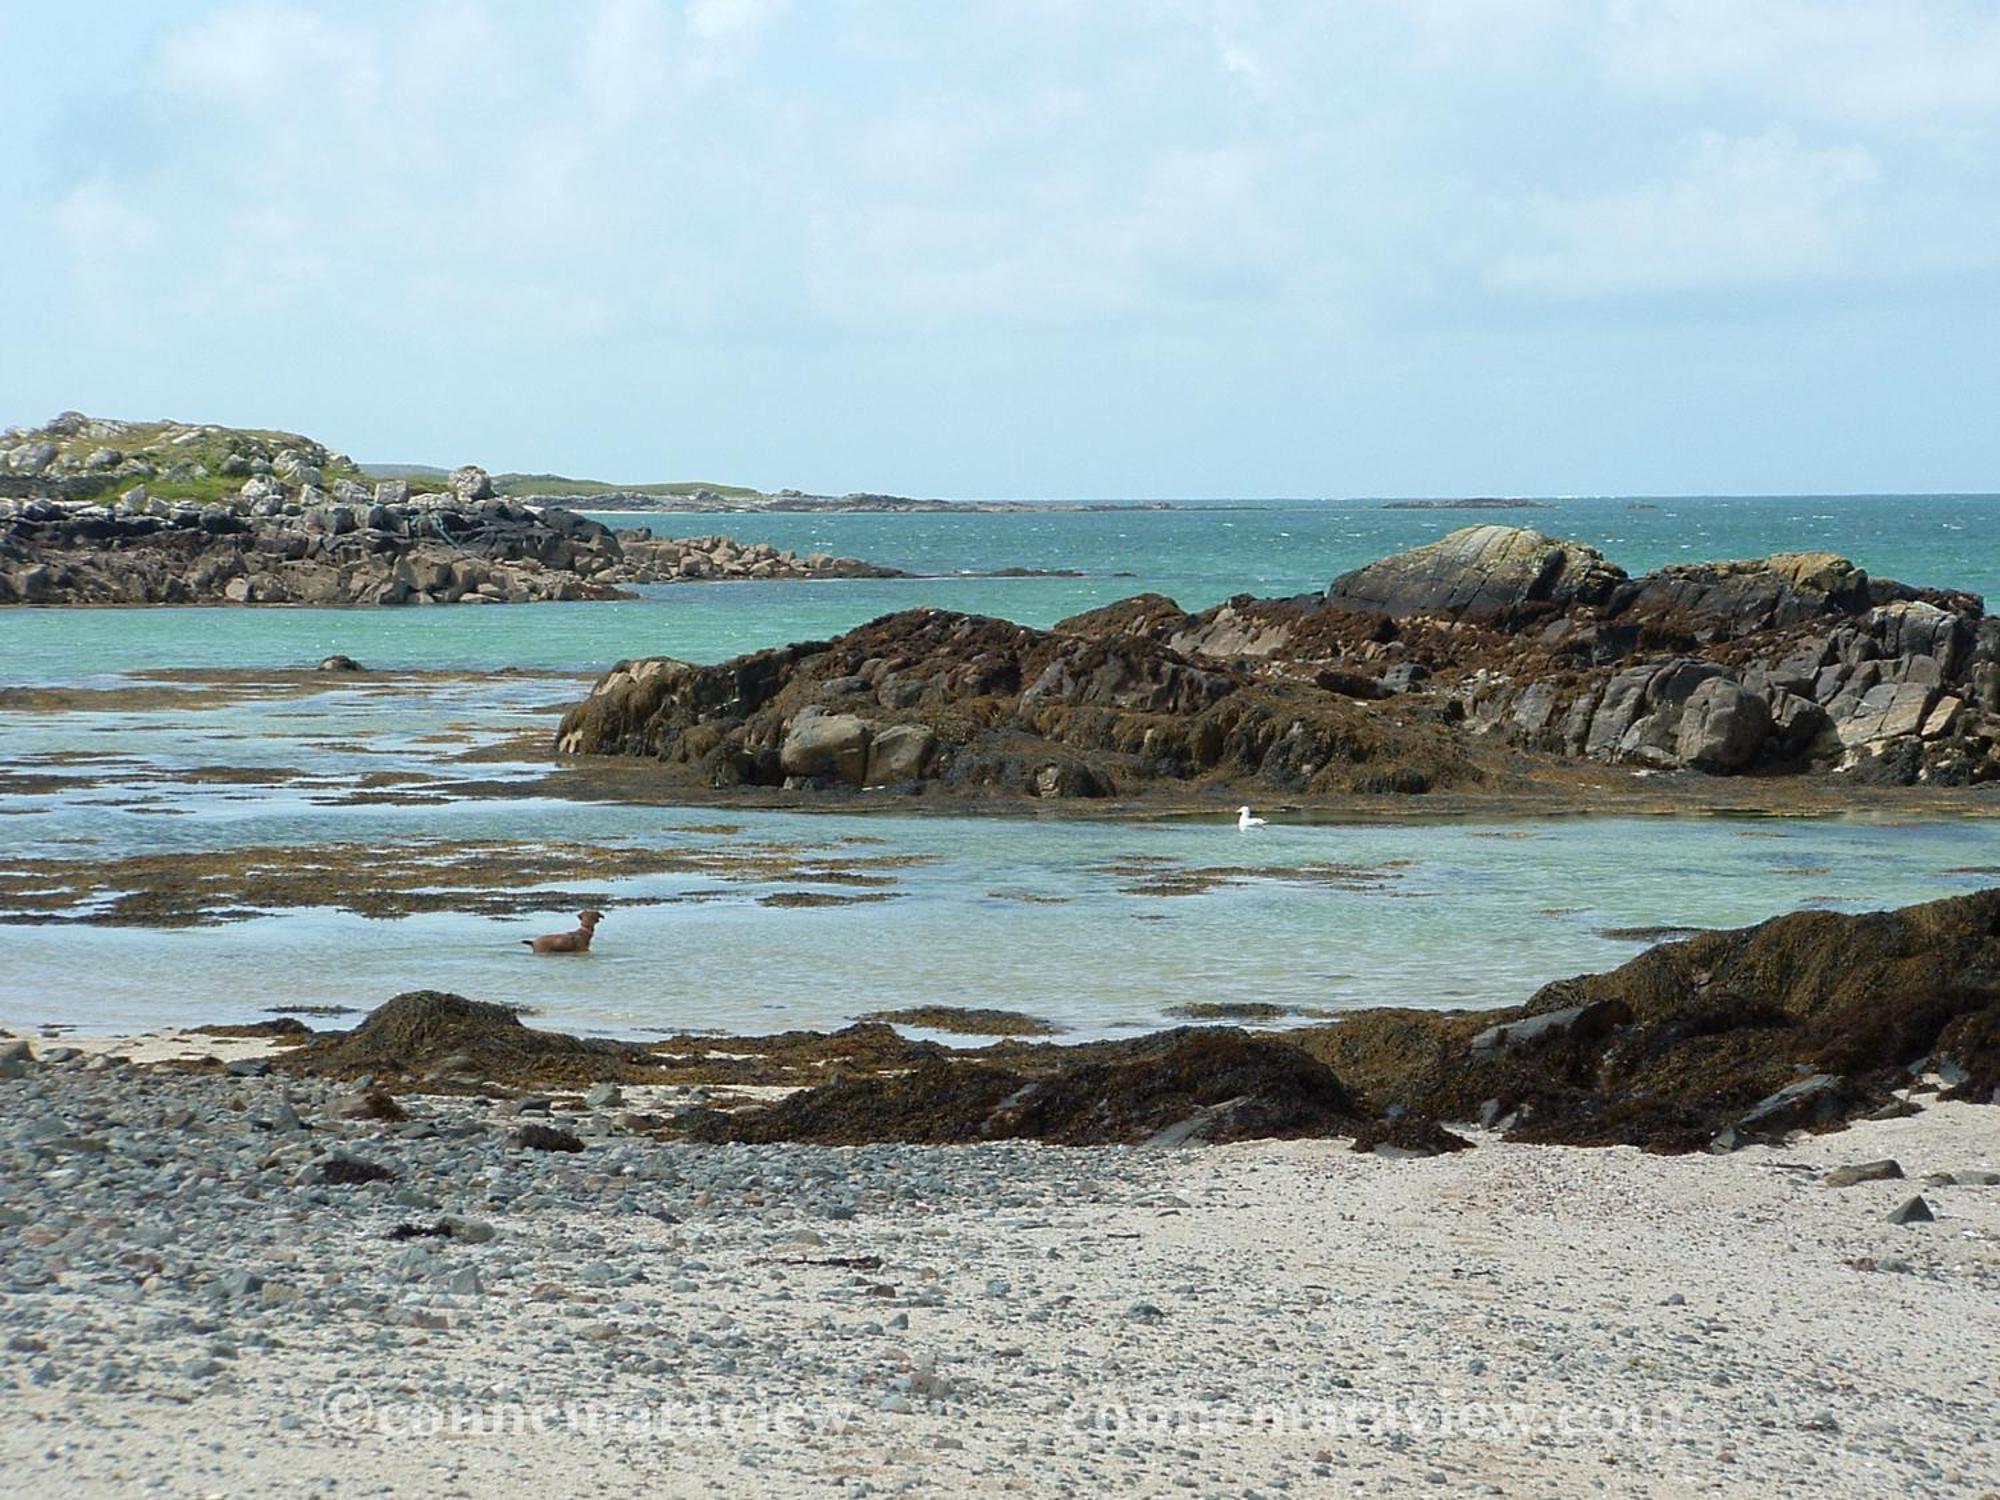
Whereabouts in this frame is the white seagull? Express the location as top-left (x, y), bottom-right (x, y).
top-left (1236, 805), bottom-right (1267, 830)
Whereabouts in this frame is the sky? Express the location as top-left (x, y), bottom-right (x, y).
top-left (3, 0), bottom-right (1998, 498)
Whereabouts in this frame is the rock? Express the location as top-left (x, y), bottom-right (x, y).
top-left (1468, 999), bottom-right (1632, 1053)
top-left (441, 1215), bottom-right (498, 1243)
top-left (332, 1090), bottom-right (407, 1122)
top-left (1862, 1097), bottom-right (1922, 1121)
top-left (449, 465), bottom-right (493, 502)
top-left (1921, 695), bottom-right (1963, 738)
top-left (1327, 525), bottom-right (1625, 624)
top-left (317, 654), bottom-right (364, 672)
top-left (213, 1270), bottom-right (265, 1301)
top-left (285, 989), bottom-right (653, 1086)
top-left (1886, 1195), bottom-right (1934, 1224)
top-left (866, 723), bottom-right (937, 783)
top-left (1822, 1159), bottom-right (1902, 1187)
top-left (1926, 1169), bottom-right (2000, 1187)
top-left (1738, 1075), bottom-right (1850, 1132)
top-left (1673, 678), bottom-right (1772, 774)
top-left (780, 713), bottom-right (872, 784)
top-left (1305, 888), bottom-right (2000, 1153)
top-left (321, 1155), bottom-right (397, 1186)
top-left (556, 607), bottom-right (1465, 801)
top-left (1834, 681), bottom-right (1937, 748)
top-left (584, 1082), bottom-right (624, 1108)
top-left (513, 1123), bottom-right (585, 1153)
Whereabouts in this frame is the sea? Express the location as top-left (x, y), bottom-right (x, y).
top-left (2, 494), bottom-right (1995, 1039)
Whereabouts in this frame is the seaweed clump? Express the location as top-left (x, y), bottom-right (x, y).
top-left (280, 990), bottom-right (661, 1088)
top-left (688, 1028), bottom-right (1358, 1147)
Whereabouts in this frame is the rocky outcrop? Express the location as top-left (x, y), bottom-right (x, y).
top-left (0, 412), bottom-right (361, 500)
top-left (556, 606), bottom-right (1475, 799)
top-left (0, 490), bottom-right (897, 606)
top-left (0, 490), bottom-right (633, 605)
top-left (605, 530), bottom-right (901, 585)
top-left (0, 412), bottom-right (904, 605)
top-left (1084, 527), bottom-right (1996, 788)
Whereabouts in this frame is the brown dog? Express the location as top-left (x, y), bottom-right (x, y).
top-left (523, 910), bottom-right (602, 954)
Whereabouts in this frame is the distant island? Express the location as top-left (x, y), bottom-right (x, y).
top-left (1379, 498), bottom-right (1556, 510)
top-left (362, 464), bottom-right (1176, 514)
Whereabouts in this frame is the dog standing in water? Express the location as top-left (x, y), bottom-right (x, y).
top-left (523, 910), bottom-right (603, 954)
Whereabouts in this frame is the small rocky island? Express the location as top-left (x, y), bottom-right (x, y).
top-left (0, 414), bottom-right (899, 605)
top-left (559, 523), bottom-right (1998, 791)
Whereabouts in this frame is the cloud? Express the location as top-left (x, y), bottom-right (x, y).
top-left (1599, 0), bottom-right (2000, 124)
top-left (16, 0), bottom-right (2000, 493)
top-left (1490, 130), bottom-right (1880, 300)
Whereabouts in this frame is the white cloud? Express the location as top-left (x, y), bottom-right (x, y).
top-left (1491, 130), bottom-right (1879, 300)
top-left (29, 1), bottom-right (2000, 359)
top-left (1600, 0), bottom-right (2000, 124)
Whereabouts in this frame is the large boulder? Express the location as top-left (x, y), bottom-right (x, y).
top-left (1674, 678), bottom-right (1773, 773)
top-left (449, 465), bottom-right (494, 502)
top-left (866, 723), bottom-right (936, 783)
top-left (1327, 525), bottom-right (1625, 624)
top-left (779, 712), bottom-right (872, 784)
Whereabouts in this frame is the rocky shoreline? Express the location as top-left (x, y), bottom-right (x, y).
top-left (0, 475), bottom-right (899, 606)
top-left (556, 524), bottom-right (1999, 795)
top-left (0, 412), bottom-right (912, 605)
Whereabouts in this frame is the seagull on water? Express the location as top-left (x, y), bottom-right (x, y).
top-left (1236, 805), bottom-right (1267, 830)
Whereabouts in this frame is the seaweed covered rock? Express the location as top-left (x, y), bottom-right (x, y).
top-left (555, 607), bottom-right (1475, 801)
top-left (280, 990), bottom-right (660, 1087)
top-left (1293, 888), bottom-right (2000, 1150)
top-left (687, 1029), bottom-right (1359, 1146)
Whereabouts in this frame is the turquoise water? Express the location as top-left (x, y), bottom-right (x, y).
top-left (2, 495), bottom-right (1995, 1037)
top-left (2, 495), bottom-right (1992, 681)
top-left (5, 791), bottom-right (1996, 1038)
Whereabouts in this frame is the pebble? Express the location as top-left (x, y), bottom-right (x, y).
top-left (1822, 1159), bottom-right (1901, 1187)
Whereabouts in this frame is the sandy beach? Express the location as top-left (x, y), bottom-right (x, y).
top-left (3, 1037), bottom-right (1995, 1499)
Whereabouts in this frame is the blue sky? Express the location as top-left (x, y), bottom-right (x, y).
top-left (4, 1), bottom-right (1998, 497)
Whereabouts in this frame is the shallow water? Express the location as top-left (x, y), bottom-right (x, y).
top-left (4, 758), bottom-right (1996, 1038)
top-left (2, 495), bottom-right (1995, 1039)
